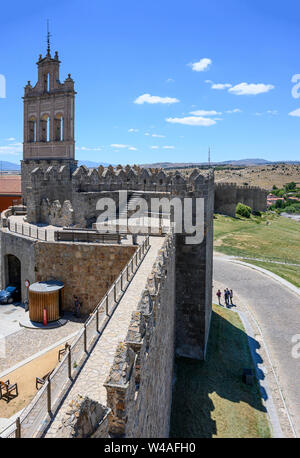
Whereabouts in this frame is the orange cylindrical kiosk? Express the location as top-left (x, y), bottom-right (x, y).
top-left (29, 280), bottom-right (64, 323)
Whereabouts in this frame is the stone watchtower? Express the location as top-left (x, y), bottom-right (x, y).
top-left (21, 43), bottom-right (77, 204)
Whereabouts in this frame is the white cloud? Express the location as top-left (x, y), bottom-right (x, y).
top-left (134, 93), bottom-right (179, 104)
top-left (152, 134), bottom-right (165, 138)
top-left (0, 145), bottom-right (22, 155)
top-left (189, 58), bottom-right (212, 72)
top-left (266, 110), bottom-right (278, 115)
top-left (229, 83), bottom-right (275, 95)
top-left (80, 146), bottom-right (102, 151)
top-left (110, 144), bottom-right (138, 151)
top-left (166, 78), bottom-right (175, 83)
top-left (144, 133), bottom-right (150, 136)
top-left (166, 116), bottom-right (216, 126)
top-left (289, 108), bottom-right (300, 117)
top-left (5, 137), bottom-right (16, 142)
top-left (150, 146), bottom-right (159, 149)
top-left (211, 83), bottom-right (232, 90)
top-left (226, 109), bottom-right (242, 114)
top-left (110, 144), bottom-right (129, 148)
top-left (128, 128), bottom-right (139, 133)
top-left (163, 146), bottom-right (175, 149)
top-left (190, 110), bottom-right (222, 116)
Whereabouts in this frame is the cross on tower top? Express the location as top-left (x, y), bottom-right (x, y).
top-left (46, 20), bottom-right (51, 55)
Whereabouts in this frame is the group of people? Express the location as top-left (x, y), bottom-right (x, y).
top-left (216, 288), bottom-right (234, 307)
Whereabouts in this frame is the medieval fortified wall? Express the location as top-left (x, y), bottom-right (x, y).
top-left (214, 182), bottom-right (268, 217)
top-left (0, 44), bottom-right (263, 437)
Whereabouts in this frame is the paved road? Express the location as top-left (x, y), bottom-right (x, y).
top-left (214, 256), bottom-right (300, 437)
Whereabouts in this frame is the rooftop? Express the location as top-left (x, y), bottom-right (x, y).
top-left (0, 175), bottom-right (21, 196)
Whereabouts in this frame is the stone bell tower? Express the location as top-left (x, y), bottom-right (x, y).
top-left (21, 32), bottom-right (77, 203)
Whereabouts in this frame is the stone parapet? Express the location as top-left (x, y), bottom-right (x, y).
top-left (103, 233), bottom-right (176, 438)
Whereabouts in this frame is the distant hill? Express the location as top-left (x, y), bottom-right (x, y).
top-left (141, 159), bottom-right (300, 169)
top-left (0, 161), bottom-right (21, 171)
top-left (78, 160), bottom-right (111, 168)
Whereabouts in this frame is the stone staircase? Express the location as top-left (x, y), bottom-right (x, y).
top-left (119, 192), bottom-right (146, 219)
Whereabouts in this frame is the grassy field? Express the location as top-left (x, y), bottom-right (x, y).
top-left (243, 260), bottom-right (300, 288)
top-left (214, 213), bottom-right (300, 265)
top-left (170, 305), bottom-right (270, 438)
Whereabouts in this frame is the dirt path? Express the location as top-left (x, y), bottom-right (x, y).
top-left (0, 343), bottom-right (66, 418)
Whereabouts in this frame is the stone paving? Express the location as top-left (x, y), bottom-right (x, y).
top-left (0, 318), bottom-right (83, 373)
top-left (45, 236), bottom-right (165, 437)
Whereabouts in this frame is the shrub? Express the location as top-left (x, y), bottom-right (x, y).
top-left (285, 182), bottom-right (297, 192)
top-left (275, 199), bottom-right (285, 209)
top-left (236, 203), bottom-right (252, 218)
top-left (283, 203), bottom-right (300, 214)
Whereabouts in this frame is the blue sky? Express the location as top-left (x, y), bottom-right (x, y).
top-left (0, 0), bottom-right (299, 165)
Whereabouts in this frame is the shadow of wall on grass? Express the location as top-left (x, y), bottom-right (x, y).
top-left (170, 309), bottom-right (267, 438)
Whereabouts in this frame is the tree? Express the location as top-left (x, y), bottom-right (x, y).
top-left (236, 203), bottom-right (252, 218)
top-left (285, 182), bottom-right (296, 192)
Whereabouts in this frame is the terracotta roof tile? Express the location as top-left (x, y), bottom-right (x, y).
top-left (0, 175), bottom-right (21, 195)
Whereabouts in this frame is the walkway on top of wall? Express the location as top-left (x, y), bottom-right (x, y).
top-left (44, 235), bottom-right (165, 437)
top-left (5, 215), bottom-right (170, 245)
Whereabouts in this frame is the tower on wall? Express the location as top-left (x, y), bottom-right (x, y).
top-left (21, 36), bottom-right (77, 203)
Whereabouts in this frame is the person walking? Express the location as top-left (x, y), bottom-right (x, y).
top-left (216, 289), bottom-right (222, 305)
top-left (230, 289), bottom-right (234, 306)
top-left (73, 295), bottom-right (81, 318)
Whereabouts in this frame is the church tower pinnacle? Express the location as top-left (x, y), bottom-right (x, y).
top-left (23, 31), bottom-right (76, 161)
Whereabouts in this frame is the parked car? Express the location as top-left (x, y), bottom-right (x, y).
top-left (0, 286), bottom-right (20, 304)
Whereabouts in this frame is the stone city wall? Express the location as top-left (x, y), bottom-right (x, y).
top-left (175, 171), bottom-right (214, 360)
top-left (23, 164), bottom-right (214, 227)
top-left (0, 230), bottom-right (36, 301)
top-left (21, 159), bottom-right (77, 207)
top-left (34, 242), bottom-right (136, 314)
top-left (102, 233), bottom-right (176, 438)
top-left (214, 182), bottom-right (268, 217)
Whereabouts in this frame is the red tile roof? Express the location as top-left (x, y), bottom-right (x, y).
top-left (0, 175), bottom-right (21, 195)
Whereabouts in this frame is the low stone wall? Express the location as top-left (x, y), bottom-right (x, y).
top-left (54, 395), bottom-right (110, 438)
top-left (34, 242), bottom-right (136, 314)
top-left (102, 234), bottom-right (176, 438)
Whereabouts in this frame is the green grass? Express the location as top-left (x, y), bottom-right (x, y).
top-left (214, 213), bottom-right (300, 264)
top-left (243, 260), bottom-right (300, 288)
top-left (170, 305), bottom-right (271, 438)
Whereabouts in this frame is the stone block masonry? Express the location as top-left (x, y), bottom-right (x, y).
top-left (34, 242), bottom-right (136, 314)
top-left (102, 234), bottom-right (176, 437)
top-left (215, 182), bottom-right (268, 217)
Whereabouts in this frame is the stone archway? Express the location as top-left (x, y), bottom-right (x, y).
top-left (5, 254), bottom-right (21, 292)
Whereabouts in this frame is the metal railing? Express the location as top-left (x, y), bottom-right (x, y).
top-left (0, 236), bottom-right (151, 438)
top-left (54, 230), bottom-right (124, 244)
top-left (7, 220), bottom-right (50, 241)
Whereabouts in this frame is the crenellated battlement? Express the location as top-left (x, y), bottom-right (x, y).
top-left (215, 182), bottom-right (267, 192)
top-left (28, 163), bottom-right (214, 194)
